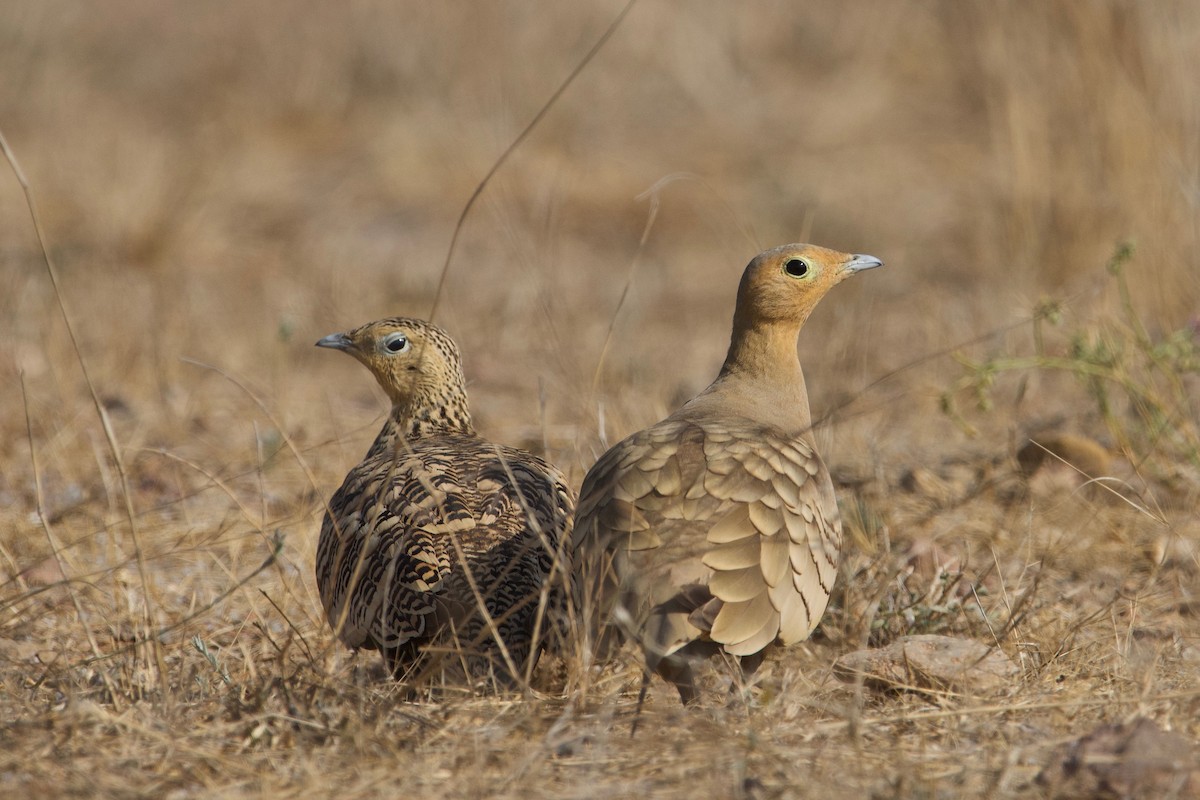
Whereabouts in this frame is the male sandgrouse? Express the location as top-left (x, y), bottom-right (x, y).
top-left (573, 243), bottom-right (882, 703)
top-left (315, 317), bottom-right (575, 687)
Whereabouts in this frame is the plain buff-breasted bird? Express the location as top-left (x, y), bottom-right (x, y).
top-left (314, 317), bottom-right (575, 688)
top-left (572, 243), bottom-right (882, 703)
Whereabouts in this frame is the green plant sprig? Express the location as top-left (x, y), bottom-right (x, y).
top-left (943, 241), bottom-right (1200, 469)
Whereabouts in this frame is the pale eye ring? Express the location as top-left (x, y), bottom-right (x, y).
top-left (784, 258), bottom-right (809, 278)
top-left (382, 332), bottom-right (410, 353)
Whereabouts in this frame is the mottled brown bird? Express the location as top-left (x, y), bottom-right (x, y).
top-left (573, 243), bottom-right (882, 703)
top-left (315, 317), bottom-right (575, 687)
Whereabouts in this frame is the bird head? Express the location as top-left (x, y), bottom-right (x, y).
top-left (734, 243), bottom-right (882, 328)
top-left (315, 318), bottom-right (471, 431)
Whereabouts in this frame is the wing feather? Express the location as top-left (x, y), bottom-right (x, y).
top-left (574, 414), bottom-right (843, 681)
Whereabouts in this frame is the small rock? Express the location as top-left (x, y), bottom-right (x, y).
top-left (903, 537), bottom-right (962, 582)
top-left (1035, 717), bottom-right (1200, 799)
top-left (1017, 433), bottom-right (1112, 479)
top-left (18, 556), bottom-right (66, 586)
top-left (833, 634), bottom-right (1019, 694)
top-left (0, 638), bottom-right (42, 663)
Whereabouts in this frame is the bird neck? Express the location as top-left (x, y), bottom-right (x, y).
top-left (707, 318), bottom-right (813, 431)
top-left (369, 387), bottom-right (475, 455)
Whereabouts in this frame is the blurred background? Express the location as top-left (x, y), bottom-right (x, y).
top-left (1, 0), bottom-right (1197, 603)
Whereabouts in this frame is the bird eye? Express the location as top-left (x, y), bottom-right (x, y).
top-left (783, 258), bottom-right (809, 278)
top-left (382, 333), bottom-right (410, 353)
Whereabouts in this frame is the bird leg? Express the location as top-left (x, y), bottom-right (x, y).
top-left (717, 648), bottom-right (767, 705)
top-left (739, 649), bottom-right (765, 678)
top-left (657, 657), bottom-right (700, 705)
top-left (630, 670), bottom-right (651, 737)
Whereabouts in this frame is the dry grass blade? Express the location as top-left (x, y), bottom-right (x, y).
top-left (19, 372), bottom-right (123, 710)
top-left (1, 127), bottom-right (167, 699)
top-left (79, 532), bottom-right (284, 667)
top-left (428, 0), bottom-right (640, 322)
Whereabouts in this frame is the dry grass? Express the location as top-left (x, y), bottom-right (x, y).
top-left (1, 1), bottom-right (1198, 797)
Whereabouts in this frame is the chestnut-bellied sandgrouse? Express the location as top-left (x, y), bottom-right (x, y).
top-left (315, 317), bottom-right (575, 688)
top-left (572, 244), bottom-right (882, 703)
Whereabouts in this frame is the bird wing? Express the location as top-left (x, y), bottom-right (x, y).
top-left (318, 438), bottom-right (575, 667)
top-left (574, 415), bottom-right (841, 661)
top-left (317, 448), bottom-right (467, 651)
top-left (465, 445), bottom-right (576, 662)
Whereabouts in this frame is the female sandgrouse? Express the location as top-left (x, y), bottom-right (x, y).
top-left (315, 317), bottom-right (574, 687)
top-left (573, 243), bottom-right (881, 703)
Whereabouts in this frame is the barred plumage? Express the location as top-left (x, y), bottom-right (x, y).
top-left (573, 244), bottom-right (882, 703)
top-left (315, 317), bottom-right (574, 687)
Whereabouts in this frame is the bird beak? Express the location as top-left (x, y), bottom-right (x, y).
top-left (315, 332), bottom-right (353, 351)
top-left (843, 254), bottom-right (883, 274)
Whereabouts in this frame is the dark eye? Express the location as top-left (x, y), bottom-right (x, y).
top-left (784, 258), bottom-right (809, 278)
top-left (382, 333), bottom-right (409, 353)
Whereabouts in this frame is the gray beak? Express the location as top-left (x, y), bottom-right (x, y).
top-left (315, 332), bottom-right (352, 351)
top-left (843, 253), bottom-right (884, 274)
